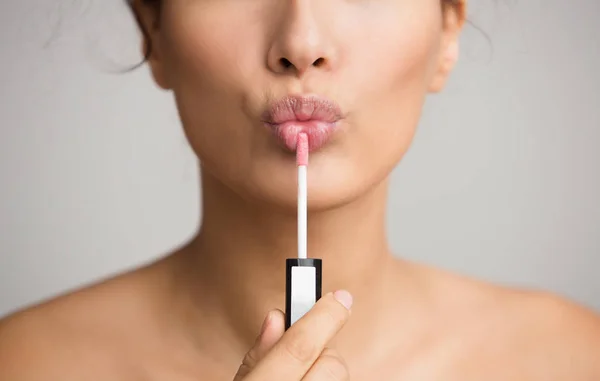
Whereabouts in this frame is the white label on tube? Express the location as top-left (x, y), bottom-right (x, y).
top-left (290, 266), bottom-right (316, 325)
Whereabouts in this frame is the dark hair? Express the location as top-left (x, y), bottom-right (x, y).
top-left (129, 0), bottom-right (464, 67)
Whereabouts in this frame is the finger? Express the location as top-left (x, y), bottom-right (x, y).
top-left (233, 310), bottom-right (285, 380)
top-left (254, 309), bottom-right (285, 356)
top-left (246, 290), bottom-right (353, 381)
top-left (243, 310), bottom-right (286, 369)
top-left (302, 348), bottom-right (350, 381)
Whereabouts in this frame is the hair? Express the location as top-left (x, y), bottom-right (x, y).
top-left (128, 0), bottom-right (464, 68)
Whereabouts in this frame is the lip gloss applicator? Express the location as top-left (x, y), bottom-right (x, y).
top-left (285, 133), bottom-right (323, 330)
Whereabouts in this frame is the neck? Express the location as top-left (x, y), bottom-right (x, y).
top-left (174, 169), bottom-right (397, 358)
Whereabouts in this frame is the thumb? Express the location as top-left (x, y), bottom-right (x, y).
top-left (233, 309), bottom-right (285, 381)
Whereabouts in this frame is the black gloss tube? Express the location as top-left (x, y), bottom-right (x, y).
top-left (285, 258), bottom-right (322, 330)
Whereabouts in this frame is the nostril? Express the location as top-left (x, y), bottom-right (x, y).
top-left (275, 57), bottom-right (326, 72)
top-left (279, 58), bottom-right (293, 69)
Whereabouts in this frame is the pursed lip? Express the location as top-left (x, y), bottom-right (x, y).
top-left (262, 95), bottom-right (344, 152)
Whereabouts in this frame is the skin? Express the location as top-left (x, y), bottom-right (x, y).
top-left (1, 0), bottom-right (600, 380)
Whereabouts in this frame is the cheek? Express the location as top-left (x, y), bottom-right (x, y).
top-left (341, 5), bottom-right (443, 178)
top-left (158, 5), bottom-right (265, 180)
top-left (160, 3), bottom-right (263, 87)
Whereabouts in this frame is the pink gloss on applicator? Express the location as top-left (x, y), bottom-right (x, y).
top-left (296, 133), bottom-right (308, 259)
top-left (285, 132), bottom-right (322, 330)
top-left (296, 132), bottom-right (309, 167)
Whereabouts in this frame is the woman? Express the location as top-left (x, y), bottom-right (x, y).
top-left (1, 0), bottom-right (599, 379)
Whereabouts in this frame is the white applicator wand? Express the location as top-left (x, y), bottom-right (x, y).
top-left (285, 132), bottom-right (323, 330)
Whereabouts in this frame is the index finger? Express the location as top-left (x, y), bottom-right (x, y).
top-left (245, 290), bottom-right (352, 381)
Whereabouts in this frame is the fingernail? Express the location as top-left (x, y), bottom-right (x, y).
top-left (333, 290), bottom-right (353, 310)
top-left (260, 311), bottom-right (272, 335)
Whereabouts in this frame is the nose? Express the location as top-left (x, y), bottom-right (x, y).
top-left (267, 1), bottom-right (337, 76)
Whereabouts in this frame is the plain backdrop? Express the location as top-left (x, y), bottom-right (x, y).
top-left (1, 0), bottom-right (599, 317)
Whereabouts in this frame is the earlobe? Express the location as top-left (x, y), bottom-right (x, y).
top-left (146, 42), bottom-right (171, 90)
top-left (428, 39), bottom-right (459, 93)
top-left (428, 2), bottom-right (466, 93)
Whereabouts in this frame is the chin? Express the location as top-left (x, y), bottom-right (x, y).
top-left (237, 161), bottom-right (382, 213)
top-left (246, 184), bottom-right (368, 213)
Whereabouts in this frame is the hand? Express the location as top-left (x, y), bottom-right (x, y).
top-left (233, 290), bottom-right (353, 381)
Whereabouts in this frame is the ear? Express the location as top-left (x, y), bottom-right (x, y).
top-left (429, 1), bottom-right (467, 93)
top-left (131, 0), bottom-right (171, 90)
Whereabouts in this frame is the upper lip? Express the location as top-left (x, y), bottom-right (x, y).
top-left (261, 95), bottom-right (344, 125)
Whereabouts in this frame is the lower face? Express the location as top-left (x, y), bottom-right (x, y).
top-left (152, 0), bottom-right (449, 210)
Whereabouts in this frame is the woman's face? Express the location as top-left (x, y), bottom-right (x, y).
top-left (136, 0), bottom-right (465, 210)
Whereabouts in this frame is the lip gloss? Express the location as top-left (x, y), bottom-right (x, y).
top-left (285, 132), bottom-right (323, 330)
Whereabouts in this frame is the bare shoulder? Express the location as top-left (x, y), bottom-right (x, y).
top-left (499, 285), bottom-right (600, 347)
top-left (506, 288), bottom-right (600, 363)
top-left (0, 304), bottom-right (105, 381)
top-left (0, 265), bottom-right (161, 381)
top-left (413, 263), bottom-right (600, 379)
top-left (493, 288), bottom-right (600, 379)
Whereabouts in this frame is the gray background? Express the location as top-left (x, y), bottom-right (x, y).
top-left (1, 0), bottom-right (599, 318)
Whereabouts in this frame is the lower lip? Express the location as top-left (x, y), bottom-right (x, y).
top-left (266, 121), bottom-right (338, 152)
